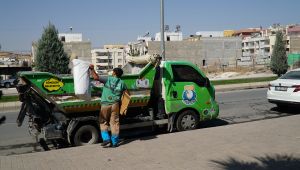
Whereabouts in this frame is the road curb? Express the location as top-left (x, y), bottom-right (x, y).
top-left (215, 81), bottom-right (269, 92)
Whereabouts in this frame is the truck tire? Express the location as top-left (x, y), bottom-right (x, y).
top-left (4, 83), bottom-right (10, 88)
top-left (72, 125), bottom-right (99, 146)
top-left (176, 110), bottom-right (199, 131)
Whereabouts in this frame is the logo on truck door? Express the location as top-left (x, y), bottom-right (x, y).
top-left (43, 78), bottom-right (64, 92)
top-left (182, 85), bottom-right (197, 105)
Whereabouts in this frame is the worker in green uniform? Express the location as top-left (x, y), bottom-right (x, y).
top-left (90, 65), bottom-right (128, 147)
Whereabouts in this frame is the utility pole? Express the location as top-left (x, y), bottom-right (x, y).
top-left (157, 0), bottom-right (166, 119)
top-left (160, 0), bottom-right (165, 60)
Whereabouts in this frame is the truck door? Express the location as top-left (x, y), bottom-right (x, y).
top-left (164, 63), bottom-right (213, 118)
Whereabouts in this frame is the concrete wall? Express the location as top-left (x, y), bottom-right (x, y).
top-left (290, 36), bottom-right (300, 53)
top-left (148, 37), bottom-right (242, 68)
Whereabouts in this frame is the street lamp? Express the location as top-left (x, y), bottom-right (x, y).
top-left (160, 0), bottom-right (165, 61)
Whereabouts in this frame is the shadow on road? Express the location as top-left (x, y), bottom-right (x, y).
top-left (211, 154), bottom-right (300, 170)
top-left (200, 119), bottom-right (229, 128)
top-left (271, 106), bottom-right (300, 115)
top-left (119, 126), bottom-right (160, 146)
top-left (0, 143), bottom-right (37, 150)
top-left (0, 116), bottom-right (6, 125)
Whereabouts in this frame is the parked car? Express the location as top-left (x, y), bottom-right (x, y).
top-left (267, 68), bottom-right (300, 107)
top-left (0, 77), bottom-right (18, 88)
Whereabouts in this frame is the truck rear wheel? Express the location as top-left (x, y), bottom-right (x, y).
top-left (176, 110), bottom-right (199, 131)
top-left (72, 125), bottom-right (99, 146)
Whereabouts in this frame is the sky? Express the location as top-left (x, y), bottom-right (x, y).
top-left (1, 0), bottom-right (300, 52)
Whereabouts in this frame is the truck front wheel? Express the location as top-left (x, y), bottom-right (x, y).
top-left (176, 110), bottom-right (200, 131)
top-left (72, 125), bottom-right (99, 146)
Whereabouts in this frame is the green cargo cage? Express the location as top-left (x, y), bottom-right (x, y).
top-left (18, 61), bottom-right (158, 113)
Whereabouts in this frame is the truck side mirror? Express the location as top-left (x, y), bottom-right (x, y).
top-left (205, 77), bottom-right (211, 87)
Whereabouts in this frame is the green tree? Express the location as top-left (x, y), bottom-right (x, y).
top-left (270, 31), bottom-right (288, 76)
top-left (35, 23), bottom-right (70, 74)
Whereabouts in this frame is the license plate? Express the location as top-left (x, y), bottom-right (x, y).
top-left (275, 86), bottom-right (288, 91)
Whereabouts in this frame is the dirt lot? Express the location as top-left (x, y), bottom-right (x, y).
top-left (204, 67), bottom-right (276, 80)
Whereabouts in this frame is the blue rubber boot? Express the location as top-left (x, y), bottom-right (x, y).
top-left (100, 131), bottom-right (111, 146)
top-left (111, 135), bottom-right (119, 147)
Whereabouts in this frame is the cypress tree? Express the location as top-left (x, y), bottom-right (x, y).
top-left (270, 31), bottom-right (288, 76)
top-left (35, 23), bottom-right (70, 74)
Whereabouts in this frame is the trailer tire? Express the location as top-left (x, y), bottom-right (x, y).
top-left (72, 125), bottom-right (99, 146)
top-left (176, 110), bottom-right (199, 131)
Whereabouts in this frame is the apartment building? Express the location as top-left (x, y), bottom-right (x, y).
top-left (127, 34), bottom-right (151, 57)
top-left (235, 25), bottom-right (300, 66)
top-left (58, 33), bottom-right (92, 62)
top-left (91, 45), bottom-right (126, 74)
top-left (239, 30), bottom-right (271, 65)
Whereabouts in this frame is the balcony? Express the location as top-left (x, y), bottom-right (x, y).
top-left (242, 52), bottom-right (251, 56)
top-left (96, 56), bottom-right (110, 60)
top-left (96, 63), bottom-right (111, 66)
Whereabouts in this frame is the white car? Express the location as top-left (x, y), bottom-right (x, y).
top-left (267, 68), bottom-right (300, 107)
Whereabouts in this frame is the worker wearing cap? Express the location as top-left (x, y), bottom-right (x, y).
top-left (90, 65), bottom-right (128, 147)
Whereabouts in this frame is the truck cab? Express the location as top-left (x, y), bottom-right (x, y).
top-left (162, 61), bottom-right (218, 131)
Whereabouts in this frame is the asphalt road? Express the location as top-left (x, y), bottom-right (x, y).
top-left (216, 88), bottom-right (296, 124)
top-left (0, 88), bottom-right (297, 156)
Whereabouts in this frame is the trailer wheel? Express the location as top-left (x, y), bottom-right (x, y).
top-left (176, 110), bottom-right (199, 131)
top-left (72, 125), bottom-right (99, 146)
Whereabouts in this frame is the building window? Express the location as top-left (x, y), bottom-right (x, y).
top-left (118, 52), bottom-right (122, 56)
top-left (167, 36), bottom-right (170, 41)
top-left (202, 60), bottom-right (206, 66)
top-left (60, 36), bottom-right (65, 42)
top-left (118, 59), bottom-right (122, 63)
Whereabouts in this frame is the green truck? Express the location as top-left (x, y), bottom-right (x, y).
top-left (16, 55), bottom-right (219, 149)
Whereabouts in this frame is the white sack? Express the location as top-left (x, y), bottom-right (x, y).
top-left (72, 59), bottom-right (91, 100)
top-left (126, 54), bottom-right (153, 64)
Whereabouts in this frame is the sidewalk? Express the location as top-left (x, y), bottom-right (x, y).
top-left (0, 101), bottom-right (21, 112)
top-left (0, 82), bottom-right (269, 112)
top-left (1, 114), bottom-right (299, 170)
